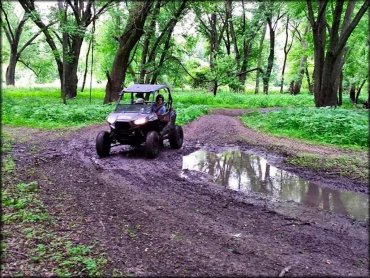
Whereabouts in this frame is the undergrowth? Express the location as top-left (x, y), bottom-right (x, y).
top-left (241, 107), bottom-right (369, 148)
top-left (3, 87), bottom-right (314, 129)
top-left (286, 153), bottom-right (368, 183)
top-left (3, 87), bottom-right (367, 149)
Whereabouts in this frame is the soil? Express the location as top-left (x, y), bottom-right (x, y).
top-left (3, 109), bottom-right (369, 276)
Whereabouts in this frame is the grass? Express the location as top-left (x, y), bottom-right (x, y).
top-left (2, 87), bottom-right (113, 129)
top-left (241, 107), bottom-right (369, 149)
top-left (286, 152), bottom-right (368, 183)
top-left (2, 86), bottom-right (314, 129)
top-left (3, 86), bottom-right (367, 148)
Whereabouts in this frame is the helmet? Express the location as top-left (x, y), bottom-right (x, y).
top-left (156, 94), bottom-right (164, 102)
top-left (135, 98), bottom-right (145, 104)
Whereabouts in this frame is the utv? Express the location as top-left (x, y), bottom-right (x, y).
top-left (96, 84), bottom-right (183, 158)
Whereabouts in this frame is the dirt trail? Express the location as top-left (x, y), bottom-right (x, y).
top-left (4, 110), bottom-right (369, 276)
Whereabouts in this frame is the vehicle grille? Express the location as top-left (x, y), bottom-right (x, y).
top-left (115, 121), bottom-right (132, 133)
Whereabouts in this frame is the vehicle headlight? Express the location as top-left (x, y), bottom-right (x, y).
top-left (134, 117), bottom-right (147, 125)
top-left (107, 114), bottom-right (117, 124)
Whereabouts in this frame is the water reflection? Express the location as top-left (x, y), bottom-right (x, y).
top-left (182, 150), bottom-right (369, 221)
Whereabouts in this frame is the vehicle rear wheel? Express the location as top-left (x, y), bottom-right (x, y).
top-left (96, 131), bottom-right (111, 157)
top-left (169, 125), bottom-right (183, 149)
top-left (145, 131), bottom-right (160, 158)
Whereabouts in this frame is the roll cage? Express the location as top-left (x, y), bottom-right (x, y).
top-left (116, 84), bottom-right (173, 112)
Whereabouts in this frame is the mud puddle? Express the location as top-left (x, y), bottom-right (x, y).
top-left (182, 149), bottom-right (368, 221)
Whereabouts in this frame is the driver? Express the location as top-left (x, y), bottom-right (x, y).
top-left (151, 94), bottom-right (166, 116)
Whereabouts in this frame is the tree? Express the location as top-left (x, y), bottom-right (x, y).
top-left (1, 2), bottom-right (48, 85)
top-left (225, 1), bottom-right (266, 90)
top-left (141, 0), bottom-right (188, 84)
top-left (342, 8), bottom-right (368, 104)
top-left (279, 15), bottom-right (295, 93)
top-left (262, 2), bottom-right (284, 94)
top-left (20, 0), bottom-right (113, 101)
top-left (289, 23), bottom-right (311, 95)
top-left (254, 22), bottom-right (267, 94)
top-left (104, 0), bottom-right (154, 104)
top-left (307, 0), bottom-right (369, 107)
top-left (195, 2), bottom-right (228, 94)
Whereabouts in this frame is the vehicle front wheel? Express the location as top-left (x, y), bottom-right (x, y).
top-left (96, 131), bottom-right (111, 157)
top-left (145, 131), bottom-right (160, 158)
top-left (169, 125), bottom-right (183, 149)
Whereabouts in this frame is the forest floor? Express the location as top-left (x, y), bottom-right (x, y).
top-left (2, 109), bottom-right (369, 276)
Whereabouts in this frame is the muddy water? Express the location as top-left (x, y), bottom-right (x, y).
top-left (182, 149), bottom-right (369, 221)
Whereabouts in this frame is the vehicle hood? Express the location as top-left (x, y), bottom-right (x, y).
top-left (107, 111), bottom-right (157, 123)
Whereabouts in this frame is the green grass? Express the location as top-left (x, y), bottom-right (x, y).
top-left (2, 87), bottom-right (113, 129)
top-left (2, 87), bottom-right (315, 129)
top-left (286, 153), bottom-right (368, 182)
top-left (3, 87), bottom-right (367, 149)
top-left (172, 89), bottom-right (315, 108)
top-left (241, 107), bottom-right (369, 148)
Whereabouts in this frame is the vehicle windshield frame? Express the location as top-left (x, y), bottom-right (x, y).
top-left (114, 85), bottom-right (173, 113)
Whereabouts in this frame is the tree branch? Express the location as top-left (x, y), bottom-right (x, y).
top-left (289, 21), bottom-right (302, 41)
top-left (89, 1), bottom-right (114, 25)
top-left (196, 13), bottom-right (212, 36)
top-left (317, 1), bottom-right (329, 22)
top-left (306, 0), bottom-right (316, 27)
top-left (18, 59), bottom-right (38, 76)
top-left (336, 0), bottom-right (369, 56)
top-left (66, 0), bottom-right (81, 25)
top-left (236, 67), bottom-right (264, 76)
top-left (18, 20), bottom-right (58, 57)
top-left (52, 29), bottom-right (63, 45)
top-left (0, 5), bottom-right (15, 42)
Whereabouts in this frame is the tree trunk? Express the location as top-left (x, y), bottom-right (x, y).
top-left (255, 23), bottom-right (266, 94)
top-left (280, 16), bottom-right (291, 93)
top-left (355, 78), bottom-right (367, 103)
top-left (262, 17), bottom-right (275, 95)
top-left (81, 38), bottom-right (92, 92)
top-left (338, 70), bottom-right (343, 106)
top-left (6, 51), bottom-right (17, 85)
top-left (349, 83), bottom-right (356, 103)
top-left (209, 13), bottom-right (218, 94)
top-left (307, 0), bottom-right (369, 107)
top-left (308, 0), bottom-right (327, 106)
top-left (305, 66), bottom-right (313, 93)
top-left (320, 52), bottom-right (339, 106)
top-left (104, 1), bottom-right (153, 104)
top-left (292, 56), bottom-right (307, 95)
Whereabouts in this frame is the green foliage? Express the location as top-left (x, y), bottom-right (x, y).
top-left (176, 105), bottom-right (209, 125)
top-left (241, 107), bottom-right (369, 148)
top-left (2, 181), bottom-right (50, 224)
top-left (3, 87), bottom-right (316, 129)
top-left (1, 132), bottom-right (13, 154)
top-left (286, 153), bottom-right (368, 182)
top-left (94, 5), bottom-right (127, 82)
top-left (173, 89), bottom-right (314, 108)
top-left (2, 156), bottom-right (16, 173)
top-left (2, 87), bottom-right (112, 129)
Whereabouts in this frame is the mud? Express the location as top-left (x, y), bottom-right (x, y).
top-left (3, 109), bottom-right (369, 276)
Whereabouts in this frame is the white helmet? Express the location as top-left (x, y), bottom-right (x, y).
top-left (135, 98), bottom-right (145, 104)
